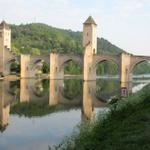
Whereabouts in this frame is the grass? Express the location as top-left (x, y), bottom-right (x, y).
top-left (56, 84), bottom-right (150, 150)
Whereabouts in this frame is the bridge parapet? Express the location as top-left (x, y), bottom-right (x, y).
top-left (51, 51), bottom-right (83, 55)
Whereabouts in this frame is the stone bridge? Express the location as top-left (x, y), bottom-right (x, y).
top-left (0, 78), bottom-right (113, 129)
top-left (0, 17), bottom-right (150, 83)
top-left (20, 54), bottom-right (50, 78)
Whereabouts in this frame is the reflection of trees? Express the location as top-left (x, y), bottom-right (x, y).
top-left (64, 60), bottom-right (82, 75)
top-left (33, 79), bottom-right (49, 97)
top-left (0, 125), bottom-right (7, 133)
top-left (34, 61), bottom-right (50, 77)
top-left (133, 61), bottom-right (150, 75)
top-left (10, 101), bottom-right (79, 117)
top-left (10, 61), bottom-right (20, 74)
top-left (96, 79), bottom-right (120, 101)
top-left (96, 61), bottom-right (118, 76)
top-left (42, 62), bottom-right (49, 74)
top-left (9, 80), bottom-right (20, 97)
top-left (62, 79), bottom-right (82, 100)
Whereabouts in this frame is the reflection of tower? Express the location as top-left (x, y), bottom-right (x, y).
top-left (20, 79), bottom-right (30, 102)
top-left (49, 80), bottom-right (60, 106)
top-left (0, 81), bottom-right (10, 131)
top-left (82, 81), bottom-right (95, 121)
top-left (0, 21), bottom-right (11, 76)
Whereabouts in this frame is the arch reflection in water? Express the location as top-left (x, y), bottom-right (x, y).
top-left (0, 78), bottom-right (136, 133)
top-left (96, 79), bottom-right (120, 101)
top-left (0, 79), bottom-right (83, 132)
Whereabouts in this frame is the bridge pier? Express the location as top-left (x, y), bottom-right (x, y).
top-left (49, 80), bottom-right (60, 106)
top-left (50, 53), bottom-right (63, 80)
top-left (3, 63), bottom-right (10, 76)
top-left (20, 54), bottom-right (31, 78)
top-left (20, 79), bottom-right (30, 102)
top-left (120, 53), bottom-right (132, 83)
top-left (83, 45), bottom-right (96, 81)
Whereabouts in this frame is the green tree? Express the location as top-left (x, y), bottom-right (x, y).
top-left (31, 48), bottom-right (40, 55)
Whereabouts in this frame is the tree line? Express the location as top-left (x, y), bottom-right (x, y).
top-left (10, 23), bottom-right (150, 75)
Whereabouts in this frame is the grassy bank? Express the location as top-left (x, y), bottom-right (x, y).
top-left (57, 84), bottom-right (150, 150)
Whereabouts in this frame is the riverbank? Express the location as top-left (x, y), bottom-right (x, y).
top-left (58, 84), bottom-right (150, 150)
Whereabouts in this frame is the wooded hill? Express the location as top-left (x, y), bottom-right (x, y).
top-left (11, 23), bottom-right (123, 55)
top-left (11, 23), bottom-right (150, 75)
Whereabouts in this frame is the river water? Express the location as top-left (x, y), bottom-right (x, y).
top-left (0, 78), bottom-right (149, 150)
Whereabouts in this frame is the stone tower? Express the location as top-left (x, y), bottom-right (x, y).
top-left (83, 16), bottom-right (97, 54)
top-left (83, 16), bottom-right (97, 81)
top-left (0, 21), bottom-right (11, 76)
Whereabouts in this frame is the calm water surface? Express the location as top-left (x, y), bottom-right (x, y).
top-left (0, 78), bottom-right (148, 150)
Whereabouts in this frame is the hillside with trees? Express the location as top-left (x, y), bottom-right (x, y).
top-left (11, 23), bottom-right (123, 55)
top-left (10, 23), bottom-right (150, 75)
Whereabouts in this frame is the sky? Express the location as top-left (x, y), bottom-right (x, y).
top-left (0, 0), bottom-right (150, 55)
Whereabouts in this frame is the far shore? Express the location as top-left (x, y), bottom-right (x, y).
top-left (1, 74), bottom-right (150, 81)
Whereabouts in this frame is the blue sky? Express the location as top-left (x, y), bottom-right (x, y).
top-left (0, 0), bottom-right (150, 55)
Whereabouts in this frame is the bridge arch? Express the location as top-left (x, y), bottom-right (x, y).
top-left (95, 79), bottom-right (120, 102)
top-left (5, 57), bottom-right (20, 75)
top-left (129, 59), bottom-right (150, 81)
top-left (31, 79), bottom-right (49, 100)
top-left (58, 79), bottom-right (82, 104)
top-left (30, 56), bottom-right (50, 77)
top-left (130, 58), bottom-right (150, 74)
top-left (58, 54), bottom-right (83, 78)
top-left (20, 79), bottom-right (49, 102)
top-left (60, 59), bottom-right (82, 74)
top-left (90, 55), bottom-right (120, 79)
top-left (93, 55), bottom-right (120, 70)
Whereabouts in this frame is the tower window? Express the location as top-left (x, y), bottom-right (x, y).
top-left (87, 32), bottom-right (88, 36)
top-left (89, 67), bottom-right (91, 72)
top-left (93, 49), bottom-right (96, 54)
top-left (0, 32), bottom-right (2, 37)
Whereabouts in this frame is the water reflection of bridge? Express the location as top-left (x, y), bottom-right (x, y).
top-left (0, 79), bottom-right (134, 131)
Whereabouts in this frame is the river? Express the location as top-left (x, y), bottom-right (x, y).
top-left (0, 78), bottom-right (149, 150)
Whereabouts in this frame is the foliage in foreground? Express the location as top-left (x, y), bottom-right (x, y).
top-left (56, 84), bottom-right (150, 150)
